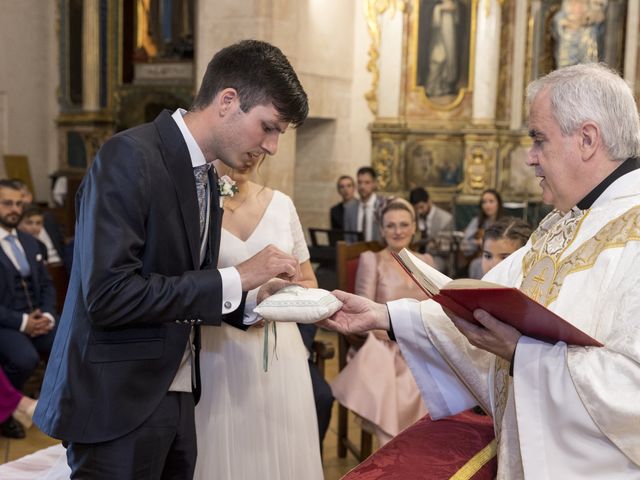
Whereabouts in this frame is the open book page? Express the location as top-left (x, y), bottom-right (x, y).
top-left (393, 250), bottom-right (602, 347)
top-left (396, 249), bottom-right (451, 296)
top-left (397, 248), bottom-right (509, 291)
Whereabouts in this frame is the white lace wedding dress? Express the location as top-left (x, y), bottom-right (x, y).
top-left (193, 191), bottom-right (323, 480)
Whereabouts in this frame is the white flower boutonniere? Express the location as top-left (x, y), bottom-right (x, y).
top-left (217, 175), bottom-right (239, 208)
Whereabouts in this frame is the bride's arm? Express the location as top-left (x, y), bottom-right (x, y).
top-left (296, 260), bottom-right (317, 289)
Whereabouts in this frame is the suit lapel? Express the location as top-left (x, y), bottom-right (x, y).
top-left (208, 168), bottom-right (223, 268)
top-left (0, 248), bottom-right (16, 286)
top-left (154, 110), bottom-right (200, 270)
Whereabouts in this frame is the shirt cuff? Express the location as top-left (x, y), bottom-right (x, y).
top-left (220, 267), bottom-right (242, 314)
top-left (386, 303), bottom-right (396, 341)
top-left (42, 312), bottom-right (56, 327)
top-left (242, 289), bottom-right (260, 325)
top-left (19, 314), bottom-right (28, 332)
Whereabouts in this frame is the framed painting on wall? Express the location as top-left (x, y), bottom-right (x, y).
top-left (404, 0), bottom-right (477, 115)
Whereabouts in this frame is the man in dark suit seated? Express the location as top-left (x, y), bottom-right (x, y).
top-left (330, 175), bottom-right (356, 230)
top-left (10, 179), bottom-right (69, 269)
top-left (0, 180), bottom-right (57, 437)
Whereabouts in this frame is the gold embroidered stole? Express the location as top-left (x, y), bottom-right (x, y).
top-left (492, 207), bottom-right (587, 443)
top-left (492, 204), bottom-right (640, 443)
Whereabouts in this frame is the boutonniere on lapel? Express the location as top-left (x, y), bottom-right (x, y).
top-left (217, 175), bottom-right (239, 208)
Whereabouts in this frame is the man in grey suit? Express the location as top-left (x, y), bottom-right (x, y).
top-left (410, 187), bottom-right (453, 271)
top-left (344, 167), bottom-right (385, 244)
top-left (34, 40), bottom-right (308, 479)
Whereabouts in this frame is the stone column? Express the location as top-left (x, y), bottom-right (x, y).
top-left (82, 0), bottom-right (100, 111)
top-left (472, 0), bottom-right (502, 125)
top-left (509, 0), bottom-right (528, 130)
top-left (624, 0), bottom-right (639, 89)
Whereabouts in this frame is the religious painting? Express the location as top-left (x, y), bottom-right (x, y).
top-left (406, 140), bottom-right (463, 189)
top-left (134, 0), bottom-right (194, 61)
top-left (414, 0), bottom-right (473, 107)
top-left (529, 0), bottom-right (627, 79)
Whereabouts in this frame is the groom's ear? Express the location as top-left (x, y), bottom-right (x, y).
top-left (217, 88), bottom-right (239, 117)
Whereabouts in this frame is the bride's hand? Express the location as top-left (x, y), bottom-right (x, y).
top-left (252, 319), bottom-right (265, 329)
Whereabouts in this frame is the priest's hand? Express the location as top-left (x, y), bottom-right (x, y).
top-left (444, 308), bottom-right (522, 361)
top-left (318, 290), bottom-right (389, 334)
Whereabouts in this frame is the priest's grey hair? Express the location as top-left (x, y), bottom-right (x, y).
top-left (526, 63), bottom-right (640, 161)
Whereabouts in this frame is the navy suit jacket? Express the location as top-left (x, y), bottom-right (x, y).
top-left (34, 111), bottom-right (245, 443)
top-left (0, 231), bottom-right (57, 329)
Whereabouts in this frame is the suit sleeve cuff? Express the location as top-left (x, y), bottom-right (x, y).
top-left (220, 267), bottom-right (242, 314)
top-left (19, 314), bottom-right (28, 332)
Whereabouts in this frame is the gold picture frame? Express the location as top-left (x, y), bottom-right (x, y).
top-left (3, 155), bottom-right (34, 193)
top-left (405, 0), bottom-right (478, 114)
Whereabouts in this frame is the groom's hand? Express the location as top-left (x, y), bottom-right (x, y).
top-left (236, 245), bottom-right (300, 292)
top-left (256, 278), bottom-right (292, 304)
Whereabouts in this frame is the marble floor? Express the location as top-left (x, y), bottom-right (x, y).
top-left (0, 329), bottom-right (376, 479)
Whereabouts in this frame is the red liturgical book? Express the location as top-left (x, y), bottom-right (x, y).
top-left (391, 249), bottom-right (602, 347)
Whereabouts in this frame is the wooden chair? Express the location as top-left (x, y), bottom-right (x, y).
top-left (310, 339), bottom-right (334, 378)
top-left (46, 262), bottom-right (69, 314)
top-left (335, 240), bottom-right (383, 461)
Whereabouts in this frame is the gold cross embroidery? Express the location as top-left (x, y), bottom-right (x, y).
top-left (529, 266), bottom-right (549, 302)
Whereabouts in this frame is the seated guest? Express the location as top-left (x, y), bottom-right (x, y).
top-left (0, 180), bottom-right (57, 393)
top-left (479, 217), bottom-right (532, 277)
top-left (0, 367), bottom-right (37, 439)
top-left (330, 175), bottom-right (357, 230)
top-left (409, 187), bottom-right (453, 272)
top-left (331, 199), bottom-right (433, 446)
top-left (344, 167), bottom-right (385, 244)
top-left (469, 216), bottom-right (532, 279)
top-left (10, 179), bottom-right (67, 267)
top-left (18, 205), bottom-right (48, 261)
top-left (461, 189), bottom-right (504, 259)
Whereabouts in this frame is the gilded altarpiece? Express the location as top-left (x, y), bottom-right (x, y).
top-left (368, 0), bottom-right (511, 211)
top-left (367, 0), bottom-right (636, 216)
top-left (56, 0), bottom-right (195, 233)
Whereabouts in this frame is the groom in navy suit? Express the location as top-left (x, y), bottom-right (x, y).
top-left (34, 40), bottom-right (309, 479)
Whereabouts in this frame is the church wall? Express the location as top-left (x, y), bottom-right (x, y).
top-left (294, 0), bottom-right (373, 232)
top-left (196, 0), bottom-right (371, 233)
top-left (0, 0), bottom-right (59, 202)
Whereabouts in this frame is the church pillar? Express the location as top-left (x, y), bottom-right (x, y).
top-left (82, 0), bottom-right (100, 112)
top-left (509, 0), bottom-right (528, 130)
top-left (624, 0), bottom-right (639, 90)
top-left (471, 0), bottom-right (502, 125)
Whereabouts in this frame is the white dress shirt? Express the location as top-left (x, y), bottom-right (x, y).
top-left (169, 108), bottom-right (243, 392)
top-left (357, 193), bottom-right (377, 242)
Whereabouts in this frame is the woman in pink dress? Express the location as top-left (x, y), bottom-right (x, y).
top-left (331, 198), bottom-right (435, 446)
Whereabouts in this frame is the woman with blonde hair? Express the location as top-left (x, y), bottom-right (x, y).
top-left (331, 198), bottom-right (434, 446)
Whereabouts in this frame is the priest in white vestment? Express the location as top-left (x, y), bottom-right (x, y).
top-left (322, 63), bottom-right (640, 479)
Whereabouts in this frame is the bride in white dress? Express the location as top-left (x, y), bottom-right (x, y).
top-left (193, 159), bottom-right (323, 480)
